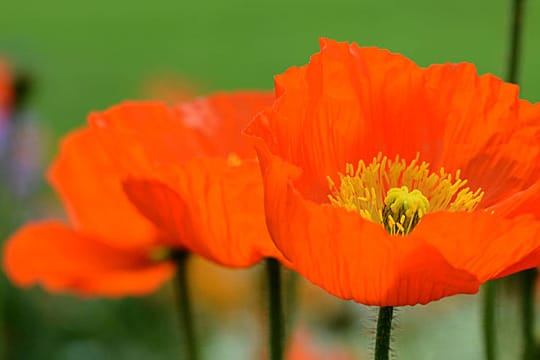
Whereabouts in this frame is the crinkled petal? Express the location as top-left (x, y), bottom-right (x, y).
top-left (3, 221), bottom-right (174, 297)
top-left (48, 128), bottom-right (159, 249)
top-left (246, 38), bottom-right (540, 210)
top-left (177, 91), bottom-right (273, 158)
top-left (256, 144), bottom-right (479, 306)
top-left (89, 98), bottom-right (283, 267)
top-left (487, 181), bottom-right (540, 220)
top-left (256, 137), bottom-right (540, 305)
top-left (245, 37), bottom-right (540, 306)
top-left (413, 211), bottom-right (540, 283)
top-left (88, 101), bottom-right (213, 175)
top-left (246, 38), bottom-right (436, 201)
top-left (425, 73), bottom-right (540, 206)
top-left (124, 158), bottom-right (287, 267)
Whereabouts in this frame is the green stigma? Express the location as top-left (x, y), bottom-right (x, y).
top-left (148, 246), bottom-right (172, 262)
top-left (382, 186), bottom-right (429, 235)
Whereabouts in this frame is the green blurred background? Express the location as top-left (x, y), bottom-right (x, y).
top-left (0, 0), bottom-right (539, 359)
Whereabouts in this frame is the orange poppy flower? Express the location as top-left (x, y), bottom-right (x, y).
top-left (4, 92), bottom-right (282, 296)
top-left (245, 38), bottom-right (540, 306)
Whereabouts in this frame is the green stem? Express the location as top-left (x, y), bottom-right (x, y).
top-left (505, 0), bottom-right (535, 358)
top-left (483, 281), bottom-right (497, 360)
top-left (266, 258), bottom-right (284, 360)
top-left (521, 269), bottom-right (537, 360)
top-left (374, 306), bottom-right (394, 360)
top-left (506, 0), bottom-right (525, 84)
top-left (284, 270), bottom-right (299, 335)
top-left (173, 252), bottom-right (199, 360)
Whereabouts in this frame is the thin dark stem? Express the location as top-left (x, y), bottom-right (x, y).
top-left (483, 281), bottom-right (497, 360)
top-left (266, 258), bottom-right (284, 360)
top-left (521, 268), bottom-right (537, 360)
top-left (483, 3), bottom-right (530, 360)
top-left (13, 72), bottom-right (33, 112)
top-left (284, 270), bottom-right (299, 334)
top-left (374, 306), bottom-right (394, 360)
top-left (173, 252), bottom-right (199, 360)
top-left (506, 0), bottom-right (525, 84)
top-left (505, 0), bottom-right (535, 358)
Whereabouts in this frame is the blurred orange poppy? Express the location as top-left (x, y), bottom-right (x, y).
top-left (0, 59), bottom-right (13, 115)
top-left (4, 92), bottom-right (282, 296)
top-left (245, 38), bottom-right (540, 306)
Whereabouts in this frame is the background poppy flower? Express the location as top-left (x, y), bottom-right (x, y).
top-left (4, 92), bottom-right (283, 296)
top-left (88, 92), bottom-right (287, 267)
top-left (0, 59), bottom-right (13, 116)
top-left (245, 38), bottom-right (540, 306)
top-left (4, 125), bottom-right (176, 296)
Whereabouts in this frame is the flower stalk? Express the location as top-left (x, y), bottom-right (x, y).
top-left (483, 281), bottom-right (497, 360)
top-left (506, 0), bottom-right (525, 83)
top-left (481, 0), bottom-right (529, 359)
top-left (173, 252), bottom-right (199, 360)
top-left (374, 306), bottom-right (394, 360)
top-left (521, 268), bottom-right (537, 360)
top-left (266, 258), bottom-right (285, 360)
top-left (505, 1), bottom-right (536, 359)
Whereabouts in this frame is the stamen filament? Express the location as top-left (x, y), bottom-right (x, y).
top-left (328, 154), bottom-right (484, 235)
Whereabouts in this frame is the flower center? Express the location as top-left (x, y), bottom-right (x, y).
top-left (382, 186), bottom-right (429, 235)
top-left (327, 153), bottom-right (484, 235)
top-left (148, 246), bottom-right (172, 262)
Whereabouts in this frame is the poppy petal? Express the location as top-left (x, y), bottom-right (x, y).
top-left (256, 145), bottom-right (479, 306)
top-left (88, 101), bottom-right (213, 175)
top-left (123, 158), bottom-right (287, 267)
top-left (246, 38), bottom-right (540, 306)
top-left (177, 91), bottom-right (273, 158)
top-left (48, 128), bottom-right (159, 249)
top-left (3, 221), bottom-right (174, 297)
top-left (425, 71), bottom-right (540, 206)
top-left (246, 38), bottom-right (433, 201)
top-left (246, 38), bottom-right (540, 208)
top-left (413, 211), bottom-right (540, 283)
top-left (122, 176), bottom-right (192, 250)
top-left (486, 181), bottom-right (540, 219)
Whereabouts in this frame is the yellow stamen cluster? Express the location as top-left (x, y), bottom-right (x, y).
top-left (327, 153), bottom-right (484, 235)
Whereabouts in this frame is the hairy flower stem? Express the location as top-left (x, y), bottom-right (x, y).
top-left (266, 258), bottom-right (285, 360)
top-left (483, 281), bottom-right (497, 360)
top-left (173, 252), bottom-right (199, 360)
top-left (374, 306), bottom-right (394, 360)
top-left (521, 269), bottom-right (537, 360)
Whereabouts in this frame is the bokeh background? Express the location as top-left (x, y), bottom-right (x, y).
top-left (0, 0), bottom-right (539, 359)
